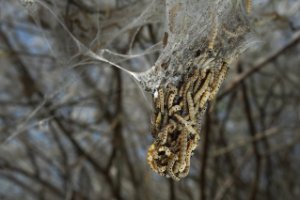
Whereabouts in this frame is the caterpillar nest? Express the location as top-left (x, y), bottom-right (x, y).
top-left (147, 61), bottom-right (228, 181)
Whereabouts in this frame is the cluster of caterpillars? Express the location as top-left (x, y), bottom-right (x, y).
top-left (146, 0), bottom-right (252, 179)
top-left (147, 62), bottom-right (228, 181)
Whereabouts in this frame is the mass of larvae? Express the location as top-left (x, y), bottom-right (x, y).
top-left (147, 62), bottom-right (228, 181)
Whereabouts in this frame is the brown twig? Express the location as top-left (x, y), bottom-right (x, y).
top-left (200, 105), bottom-right (211, 200)
top-left (239, 65), bottom-right (261, 200)
top-left (212, 127), bottom-right (278, 157)
top-left (218, 30), bottom-right (300, 100)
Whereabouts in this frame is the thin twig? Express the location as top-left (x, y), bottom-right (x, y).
top-left (218, 30), bottom-right (300, 100)
top-left (212, 127), bottom-right (278, 157)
